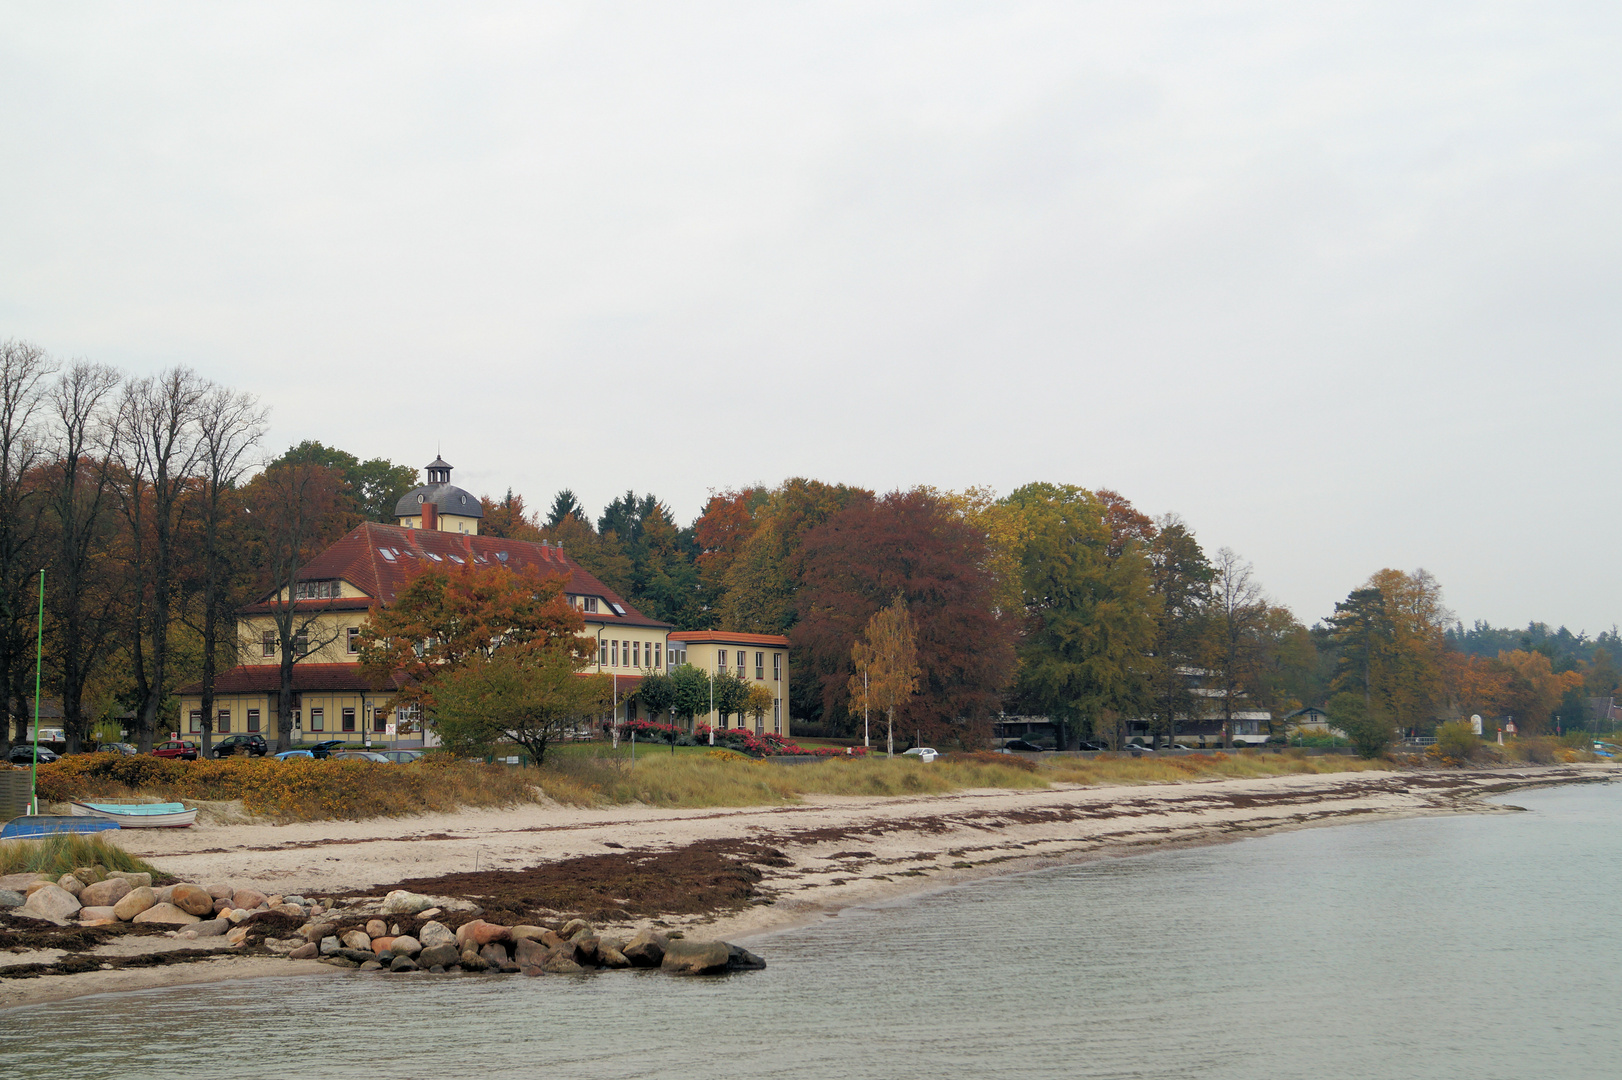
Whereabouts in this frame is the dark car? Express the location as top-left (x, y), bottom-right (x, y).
top-left (309, 740), bottom-right (346, 759)
top-left (96, 742), bottom-right (140, 756)
top-left (1076, 741), bottom-right (1109, 752)
top-left (1002, 739), bottom-right (1047, 753)
top-left (152, 740), bottom-right (199, 761)
top-left (6, 744), bottom-right (59, 765)
top-left (212, 734), bottom-right (268, 758)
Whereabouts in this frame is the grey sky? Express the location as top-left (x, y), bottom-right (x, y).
top-left (3, 2), bottom-right (1618, 633)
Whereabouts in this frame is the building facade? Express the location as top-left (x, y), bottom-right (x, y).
top-left (666, 630), bottom-right (791, 736)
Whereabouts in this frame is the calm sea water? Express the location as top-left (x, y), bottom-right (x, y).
top-left (5, 783), bottom-right (1619, 1080)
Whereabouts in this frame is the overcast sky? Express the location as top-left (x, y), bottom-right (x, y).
top-left (3, 2), bottom-right (1618, 633)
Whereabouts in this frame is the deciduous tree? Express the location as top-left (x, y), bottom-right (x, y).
top-left (848, 594), bottom-right (921, 757)
top-left (0, 340), bottom-right (54, 752)
top-left (431, 650), bottom-right (610, 764)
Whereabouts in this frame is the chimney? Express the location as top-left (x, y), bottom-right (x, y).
top-left (422, 501), bottom-right (438, 531)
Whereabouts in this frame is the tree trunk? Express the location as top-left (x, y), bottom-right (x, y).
top-left (277, 649), bottom-right (296, 753)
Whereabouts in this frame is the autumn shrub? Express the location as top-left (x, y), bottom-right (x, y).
top-left (0, 834), bottom-right (164, 879)
top-left (1433, 721), bottom-right (1483, 763)
top-left (33, 754), bottom-right (540, 822)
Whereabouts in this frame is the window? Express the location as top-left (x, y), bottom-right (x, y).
top-left (755, 710), bottom-right (764, 735)
top-left (773, 653), bottom-right (782, 682)
top-left (611, 640), bottom-right (619, 667)
top-left (189, 710), bottom-right (201, 734)
top-left (735, 650), bottom-right (746, 678)
top-left (599, 640), bottom-right (608, 666)
top-left (373, 708), bottom-right (387, 733)
top-left (773, 698), bottom-right (782, 734)
top-left (293, 631), bottom-right (309, 657)
top-left (294, 580), bottom-right (341, 600)
top-left (755, 651), bottom-right (764, 680)
top-left (309, 707), bottom-right (324, 732)
top-left (342, 707), bottom-right (356, 733)
top-left (632, 641), bottom-right (641, 668)
top-left (347, 627), bottom-right (361, 654)
top-left (247, 708), bottom-right (260, 733)
top-left (581, 596), bottom-right (599, 613)
top-left (654, 643), bottom-right (662, 671)
top-left (261, 631), bottom-right (276, 657)
top-left (716, 651), bottom-right (726, 672)
top-left (217, 709), bottom-right (230, 734)
top-left (396, 702), bottom-right (422, 734)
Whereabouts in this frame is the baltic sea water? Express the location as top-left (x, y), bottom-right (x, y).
top-left (5, 782), bottom-right (1619, 1079)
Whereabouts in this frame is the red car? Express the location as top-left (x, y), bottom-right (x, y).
top-left (152, 740), bottom-right (199, 761)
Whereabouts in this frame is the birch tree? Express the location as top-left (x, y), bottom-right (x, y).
top-left (848, 593), bottom-right (920, 757)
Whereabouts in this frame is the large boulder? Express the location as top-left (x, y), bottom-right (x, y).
top-left (365, 919), bottom-right (387, 939)
top-left (55, 873), bottom-right (85, 898)
top-left (621, 929), bottom-right (669, 968)
top-left (105, 871), bottom-right (152, 889)
top-left (0, 889), bottom-right (24, 909)
top-left (73, 865), bottom-right (105, 885)
top-left (418, 920), bottom-right (456, 948)
top-left (80, 877), bottom-right (132, 908)
top-left (571, 934), bottom-right (601, 966)
top-left (113, 886), bottom-right (157, 921)
top-left (558, 918), bottom-right (592, 938)
top-left (478, 943), bottom-right (509, 967)
top-left (207, 883), bottom-right (235, 900)
top-left (418, 943), bottom-right (460, 969)
top-left (289, 942), bottom-right (319, 960)
top-left (455, 920), bottom-right (512, 949)
top-left (599, 944), bottom-right (631, 969)
top-left (301, 920), bottom-right (337, 944)
top-left (389, 955), bottom-right (418, 973)
top-left (371, 936), bottom-right (397, 955)
top-left (513, 936), bottom-right (550, 967)
top-left (659, 940), bottom-right (732, 976)
top-left (341, 929), bottom-right (371, 951)
top-left (134, 902), bottom-right (201, 926)
top-left (172, 884), bottom-right (216, 916)
top-left (541, 950), bottom-right (585, 975)
top-left (193, 918), bottom-right (229, 937)
top-left (79, 905), bottom-right (119, 922)
top-left (388, 935), bottom-right (422, 958)
top-left (231, 887), bottom-right (267, 911)
top-left (21, 884), bottom-right (82, 924)
top-left (379, 890), bottom-right (435, 915)
top-left (727, 944), bottom-right (766, 971)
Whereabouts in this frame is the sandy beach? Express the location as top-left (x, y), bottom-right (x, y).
top-left (3, 762), bottom-right (1610, 1009)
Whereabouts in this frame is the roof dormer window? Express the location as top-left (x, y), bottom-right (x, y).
top-left (294, 580), bottom-right (341, 600)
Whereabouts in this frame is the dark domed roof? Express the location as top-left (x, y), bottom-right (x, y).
top-left (394, 483), bottom-right (484, 519)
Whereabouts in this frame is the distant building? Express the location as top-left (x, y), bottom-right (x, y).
top-left (666, 631), bottom-right (791, 735)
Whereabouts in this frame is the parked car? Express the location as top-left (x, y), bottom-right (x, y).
top-left (6, 744), bottom-right (59, 765)
top-left (1001, 739), bottom-right (1046, 753)
top-left (1120, 742), bottom-right (1154, 753)
top-left (274, 749), bottom-right (314, 761)
top-left (152, 740), bottom-right (199, 761)
top-left (96, 742), bottom-right (139, 756)
top-left (376, 750), bottom-right (423, 764)
top-left (308, 740), bottom-right (346, 759)
top-left (329, 750), bottom-right (392, 763)
top-left (1076, 741), bottom-right (1109, 752)
top-left (211, 734), bottom-right (268, 758)
top-left (1168, 743), bottom-right (1195, 751)
top-left (902, 747), bottom-right (940, 763)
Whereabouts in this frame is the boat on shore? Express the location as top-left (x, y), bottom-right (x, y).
top-left (1, 814), bottom-right (121, 840)
top-left (70, 801), bottom-right (197, 828)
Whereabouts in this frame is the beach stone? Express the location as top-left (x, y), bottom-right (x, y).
top-left (73, 866), bottom-right (104, 884)
top-left (226, 908), bottom-right (253, 924)
top-left (231, 887), bottom-right (267, 910)
top-left (660, 939), bottom-right (731, 976)
top-left (269, 904), bottom-right (303, 917)
top-left (213, 899), bottom-right (232, 914)
top-left (79, 877), bottom-right (131, 907)
top-left (558, 918), bottom-right (591, 938)
top-left (301, 920), bottom-right (337, 944)
top-left (727, 944), bottom-right (766, 971)
top-left (172, 884), bottom-right (216, 916)
top-left (599, 945), bottom-right (631, 969)
top-left (135, 902), bottom-right (200, 926)
top-left (379, 889), bottom-right (434, 915)
top-left (541, 950), bottom-right (585, 975)
top-left (105, 871), bottom-right (152, 889)
top-left (56, 873), bottom-right (85, 897)
top-left (207, 883), bottom-right (234, 900)
top-left (455, 919), bottom-right (511, 949)
top-left (79, 905), bottom-right (118, 922)
top-left (417, 906), bottom-right (442, 920)
top-left (193, 918), bottom-right (228, 937)
top-left (365, 919), bottom-right (387, 939)
top-left (266, 894), bottom-right (284, 907)
top-left (283, 894), bottom-right (308, 907)
top-left (0, 889), bottom-right (28, 908)
top-left (336, 948), bottom-right (376, 964)
top-left (113, 886), bottom-right (157, 921)
top-left (25, 880), bottom-right (54, 897)
top-left (341, 930), bottom-right (371, 951)
top-left (21, 884), bottom-right (83, 924)
top-left (389, 955), bottom-right (418, 972)
top-left (571, 933), bottom-right (601, 965)
top-left (389, 935), bottom-right (422, 958)
top-left (320, 936), bottom-right (340, 955)
top-left (390, 923), bottom-right (401, 936)
top-left (289, 942), bottom-right (319, 960)
top-left (418, 943), bottom-right (460, 969)
top-left (153, 885), bottom-right (175, 904)
top-left (226, 926), bottom-right (250, 946)
top-left (622, 929), bottom-right (669, 967)
top-left (372, 936), bottom-right (396, 955)
top-left (478, 943), bottom-right (508, 967)
top-left (359, 960), bottom-right (382, 971)
top-left (460, 953), bottom-right (489, 972)
top-left (418, 920), bottom-right (455, 947)
top-left (513, 937), bottom-right (549, 967)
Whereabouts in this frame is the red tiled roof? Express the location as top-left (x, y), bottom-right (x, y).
top-left (238, 597), bottom-right (375, 616)
top-left (668, 631), bottom-right (790, 647)
top-left (256, 521), bottom-right (670, 629)
top-left (174, 663), bottom-right (399, 696)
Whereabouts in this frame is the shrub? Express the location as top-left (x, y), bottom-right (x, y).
top-left (1433, 720), bottom-right (1482, 763)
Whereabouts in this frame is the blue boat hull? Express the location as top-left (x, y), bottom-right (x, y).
top-left (1, 815), bottom-right (121, 840)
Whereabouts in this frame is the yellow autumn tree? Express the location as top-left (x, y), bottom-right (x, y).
top-left (847, 593), bottom-right (921, 757)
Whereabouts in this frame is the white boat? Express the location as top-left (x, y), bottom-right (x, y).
top-left (70, 800), bottom-right (198, 828)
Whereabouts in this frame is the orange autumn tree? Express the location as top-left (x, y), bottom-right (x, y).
top-left (357, 561), bottom-right (600, 732)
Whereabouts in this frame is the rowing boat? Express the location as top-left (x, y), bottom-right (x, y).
top-left (1, 814), bottom-right (121, 840)
top-left (70, 801), bottom-right (198, 828)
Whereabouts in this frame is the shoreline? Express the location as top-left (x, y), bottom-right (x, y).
top-left (3, 762), bottom-right (1610, 1009)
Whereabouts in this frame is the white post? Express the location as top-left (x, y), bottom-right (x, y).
top-left (864, 670), bottom-right (870, 749)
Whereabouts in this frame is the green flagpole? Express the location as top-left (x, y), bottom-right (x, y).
top-left (30, 569), bottom-right (44, 815)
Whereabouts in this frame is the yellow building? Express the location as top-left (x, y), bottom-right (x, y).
top-left (666, 631), bottom-right (790, 736)
top-left (175, 457), bottom-right (674, 749)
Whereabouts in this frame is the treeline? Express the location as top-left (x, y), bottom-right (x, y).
top-left (5, 340), bottom-right (1617, 754)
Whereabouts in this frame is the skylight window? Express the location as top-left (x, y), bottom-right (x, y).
top-left (427, 553), bottom-right (443, 562)
top-left (610, 602), bottom-right (627, 616)
top-left (449, 555), bottom-right (465, 564)
top-left (379, 548), bottom-right (396, 561)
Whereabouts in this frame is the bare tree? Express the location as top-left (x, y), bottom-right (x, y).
top-left (186, 385), bottom-right (266, 757)
top-left (1207, 547), bottom-right (1268, 749)
top-left (0, 341), bottom-right (57, 751)
top-left (44, 363), bottom-right (125, 752)
top-left (115, 368), bottom-right (207, 751)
